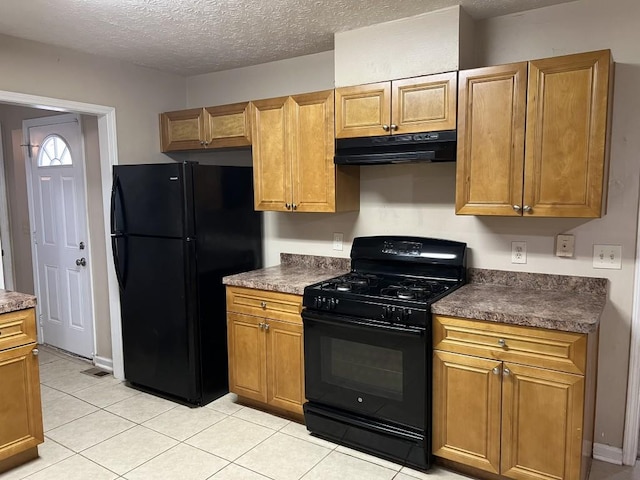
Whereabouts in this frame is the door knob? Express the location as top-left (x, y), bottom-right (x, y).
top-left (33, 348), bottom-right (39, 356)
top-left (79, 241), bottom-right (85, 250)
top-left (76, 257), bottom-right (87, 267)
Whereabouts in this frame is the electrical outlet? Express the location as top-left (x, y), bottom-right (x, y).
top-left (593, 244), bottom-right (622, 269)
top-left (333, 232), bottom-right (344, 251)
top-left (556, 234), bottom-right (575, 258)
top-left (511, 241), bottom-right (527, 264)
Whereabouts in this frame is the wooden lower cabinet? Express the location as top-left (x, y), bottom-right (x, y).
top-left (0, 308), bottom-right (43, 473)
top-left (226, 287), bottom-right (305, 417)
top-left (432, 315), bottom-right (596, 480)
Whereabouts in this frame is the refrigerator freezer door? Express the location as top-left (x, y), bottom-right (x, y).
top-left (119, 235), bottom-right (199, 402)
top-left (111, 163), bottom-right (193, 238)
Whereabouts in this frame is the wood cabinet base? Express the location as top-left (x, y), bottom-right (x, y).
top-left (0, 446), bottom-right (38, 474)
top-left (236, 395), bottom-right (305, 424)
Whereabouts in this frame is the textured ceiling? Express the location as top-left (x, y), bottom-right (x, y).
top-left (0, 0), bottom-right (575, 76)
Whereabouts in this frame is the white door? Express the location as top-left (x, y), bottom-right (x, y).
top-left (24, 114), bottom-right (94, 359)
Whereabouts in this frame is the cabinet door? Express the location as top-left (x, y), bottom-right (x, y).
top-left (251, 97), bottom-right (291, 211)
top-left (433, 351), bottom-right (502, 474)
top-left (391, 72), bottom-right (457, 134)
top-left (205, 102), bottom-right (252, 148)
top-left (290, 90), bottom-right (337, 212)
top-left (335, 82), bottom-right (391, 138)
top-left (0, 343), bottom-right (43, 462)
top-left (159, 108), bottom-right (206, 152)
top-left (227, 313), bottom-right (267, 403)
top-left (455, 63), bottom-right (527, 216)
top-left (523, 50), bottom-right (611, 218)
top-left (501, 363), bottom-right (584, 480)
top-left (266, 319), bottom-right (305, 415)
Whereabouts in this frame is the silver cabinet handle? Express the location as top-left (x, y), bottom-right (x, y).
top-left (203, 141), bottom-right (209, 147)
top-left (390, 124), bottom-right (398, 131)
top-left (33, 348), bottom-right (39, 356)
top-left (292, 204), bottom-right (297, 211)
top-left (522, 205), bottom-right (532, 213)
top-left (263, 323), bottom-right (270, 331)
top-left (382, 124), bottom-right (390, 132)
top-left (260, 301), bottom-right (267, 309)
top-left (492, 366), bottom-right (500, 375)
top-left (498, 338), bottom-right (506, 347)
top-left (258, 322), bottom-right (264, 330)
top-left (503, 367), bottom-right (511, 376)
top-left (512, 205), bottom-right (521, 212)
top-left (285, 203), bottom-right (291, 210)
top-left (200, 141), bottom-right (205, 146)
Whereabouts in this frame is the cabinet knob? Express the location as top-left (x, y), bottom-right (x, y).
top-left (492, 366), bottom-right (500, 375)
top-left (264, 323), bottom-right (270, 331)
top-left (498, 338), bottom-right (506, 347)
top-left (260, 301), bottom-right (267, 309)
top-left (292, 204), bottom-right (297, 211)
top-left (285, 203), bottom-right (291, 210)
top-left (33, 348), bottom-right (39, 356)
top-left (382, 124), bottom-right (390, 132)
top-left (522, 205), bottom-right (532, 213)
top-left (390, 124), bottom-right (398, 131)
top-left (503, 367), bottom-right (511, 376)
top-left (200, 141), bottom-right (205, 146)
top-left (258, 322), bottom-right (265, 330)
top-left (512, 205), bottom-right (521, 212)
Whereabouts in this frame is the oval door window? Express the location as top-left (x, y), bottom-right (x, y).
top-left (38, 134), bottom-right (73, 166)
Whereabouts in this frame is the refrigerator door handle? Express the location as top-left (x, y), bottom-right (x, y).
top-left (110, 173), bottom-right (125, 234)
top-left (111, 234), bottom-right (128, 290)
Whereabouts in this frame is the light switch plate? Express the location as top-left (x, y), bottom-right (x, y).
top-left (593, 244), bottom-right (622, 269)
top-left (556, 234), bottom-right (575, 257)
top-left (333, 232), bottom-right (344, 251)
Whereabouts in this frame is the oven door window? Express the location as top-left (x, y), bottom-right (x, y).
top-left (303, 312), bottom-right (427, 429)
top-left (322, 338), bottom-right (404, 401)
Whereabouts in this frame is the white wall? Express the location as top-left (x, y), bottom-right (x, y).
top-left (186, 0), bottom-right (640, 449)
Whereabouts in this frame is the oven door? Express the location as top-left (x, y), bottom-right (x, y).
top-left (302, 309), bottom-right (428, 429)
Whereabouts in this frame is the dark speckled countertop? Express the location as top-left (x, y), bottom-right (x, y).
top-left (0, 289), bottom-right (37, 314)
top-left (222, 253), bottom-right (350, 296)
top-left (432, 268), bottom-right (607, 333)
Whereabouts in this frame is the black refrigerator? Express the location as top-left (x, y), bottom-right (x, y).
top-left (111, 162), bottom-right (262, 406)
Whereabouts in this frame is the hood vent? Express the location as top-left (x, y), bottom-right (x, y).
top-left (334, 130), bottom-right (456, 165)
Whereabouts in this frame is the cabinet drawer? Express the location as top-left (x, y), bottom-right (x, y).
top-left (226, 286), bottom-right (302, 324)
top-left (433, 315), bottom-right (587, 374)
top-left (0, 309), bottom-right (37, 352)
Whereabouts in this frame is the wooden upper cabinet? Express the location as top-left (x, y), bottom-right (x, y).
top-left (252, 90), bottom-right (359, 213)
top-left (159, 108), bottom-right (206, 152)
top-left (160, 102), bottom-right (252, 152)
top-left (251, 97), bottom-right (290, 211)
top-left (456, 49), bottom-right (612, 218)
top-left (455, 63), bottom-right (528, 216)
top-left (204, 102), bottom-right (252, 148)
top-left (524, 50), bottom-right (611, 217)
top-left (336, 72), bottom-right (457, 138)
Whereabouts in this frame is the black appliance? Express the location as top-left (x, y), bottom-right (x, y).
top-left (302, 236), bottom-right (466, 470)
top-left (110, 162), bottom-right (262, 406)
top-left (334, 130), bottom-right (456, 165)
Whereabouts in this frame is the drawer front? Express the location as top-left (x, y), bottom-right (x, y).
top-left (0, 309), bottom-right (37, 352)
top-left (226, 286), bottom-right (302, 324)
top-left (433, 315), bottom-right (587, 374)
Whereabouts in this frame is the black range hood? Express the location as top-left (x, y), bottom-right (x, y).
top-left (334, 130), bottom-right (456, 165)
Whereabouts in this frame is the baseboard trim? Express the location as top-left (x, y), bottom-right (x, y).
top-left (94, 355), bottom-right (113, 373)
top-left (593, 443), bottom-right (623, 465)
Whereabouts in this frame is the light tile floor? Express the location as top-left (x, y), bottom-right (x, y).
top-left (2, 345), bottom-right (638, 480)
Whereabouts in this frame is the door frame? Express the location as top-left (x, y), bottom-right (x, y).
top-left (23, 113), bottom-right (95, 358)
top-left (0, 122), bottom-right (14, 290)
top-left (0, 89), bottom-right (124, 379)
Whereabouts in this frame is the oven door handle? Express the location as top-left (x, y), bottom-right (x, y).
top-left (302, 310), bottom-right (425, 337)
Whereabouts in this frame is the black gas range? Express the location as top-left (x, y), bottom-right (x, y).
top-left (302, 236), bottom-right (467, 470)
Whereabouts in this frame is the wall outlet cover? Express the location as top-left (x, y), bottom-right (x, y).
top-left (511, 241), bottom-right (527, 264)
top-left (333, 232), bottom-right (344, 251)
top-left (593, 244), bottom-right (622, 269)
top-left (556, 234), bottom-right (575, 258)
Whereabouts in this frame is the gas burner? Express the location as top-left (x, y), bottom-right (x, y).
top-left (336, 283), bottom-right (352, 292)
top-left (397, 289), bottom-right (416, 300)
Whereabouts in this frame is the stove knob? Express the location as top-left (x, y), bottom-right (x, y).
top-left (329, 298), bottom-right (336, 310)
top-left (314, 297), bottom-right (320, 308)
top-left (381, 306), bottom-right (389, 320)
top-left (403, 309), bottom-right (412, 322)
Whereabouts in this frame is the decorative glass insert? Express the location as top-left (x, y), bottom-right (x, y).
top-left (38, 135), bottom-right (72, 166)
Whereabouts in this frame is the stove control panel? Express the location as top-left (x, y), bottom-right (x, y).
top-left (382, 306), bottom-right (413, 323)
top-left (382, 240), bottom-right (422, 256)
top-left (313, 296), bottom-right (338, 311)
